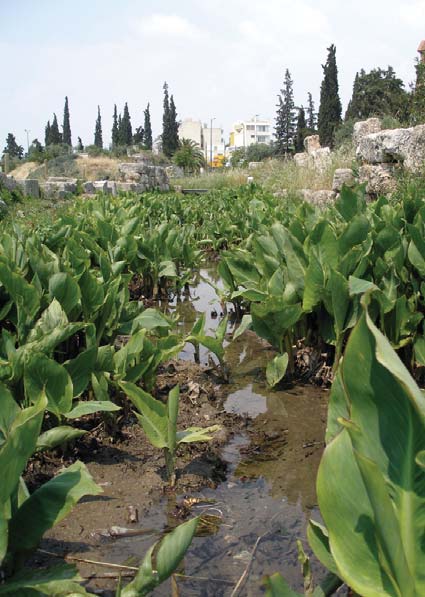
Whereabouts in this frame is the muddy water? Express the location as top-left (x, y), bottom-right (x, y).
top-left (93, 269), bottom-right (329, 595)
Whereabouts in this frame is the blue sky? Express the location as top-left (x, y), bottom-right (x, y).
top-left (1, 0), bottom-right (424, 149)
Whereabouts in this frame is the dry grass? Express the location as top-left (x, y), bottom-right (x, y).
top-left (173, 147), bottom-right (355, 194)
top-left (75, 156), bottom-right (120, 181)
top-left (8, 162), bottom-right (41, 179)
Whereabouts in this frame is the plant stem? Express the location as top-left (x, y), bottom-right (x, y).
top-left (164, 448), bottom-right (176, 487)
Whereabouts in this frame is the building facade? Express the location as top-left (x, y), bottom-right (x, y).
top-left (229, 116), bottom-right (273, 149)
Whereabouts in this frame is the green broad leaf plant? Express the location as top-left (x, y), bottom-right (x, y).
top-left (265, 297), bottom-right (425, 596)
top-left (120, 382), bottom-right (220, 486)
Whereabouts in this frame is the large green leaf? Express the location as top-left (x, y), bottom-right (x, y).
top-left (314, 309), bottom-right (425, 596)
top-left (36, 426), bottom-right (87, 451)
top-left (8, 461), bottom-right (101, 558)
top-left (121, 517), bottom-right (199, 596)
top-left (0, 564), bottom-right (91, 596)
top-left (120, 381), bottom-right (167, 449)
top-left (266, 353), bottom-right (289, 388)
top-left (65, 400), bottom-right (120, 419)
top-left (48, 272), bottom-right (81, 316)
top-left (24, 354), bottom-right (73, 416)
top-left (0, 260), bottom-right (40, 319)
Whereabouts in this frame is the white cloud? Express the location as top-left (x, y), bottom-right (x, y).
top-left (138, 14), bottom-right (201, 38)
top-left (399, 1), bottom-right (425, 27)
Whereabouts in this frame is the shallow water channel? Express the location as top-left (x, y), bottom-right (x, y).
top-left (92, 269), bottom-right (329, 595)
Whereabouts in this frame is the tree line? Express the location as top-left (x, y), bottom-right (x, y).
top-left (275, 44), bottom-right (425, 153)
top-left (3, 82), bottom-right (179, 160)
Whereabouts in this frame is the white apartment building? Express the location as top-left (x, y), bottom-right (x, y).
top-left (230, 116), bottom-right (273, 149)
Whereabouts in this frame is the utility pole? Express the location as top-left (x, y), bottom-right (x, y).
top-left (24, 129), bottom-right (30, 154)
top-left (210, 117), bottom-right (215, 168)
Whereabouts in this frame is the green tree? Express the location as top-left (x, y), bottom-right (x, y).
top-left (307, 92), bottom-right (317, 133)
top-left (62, 96), bottom-right (72, 146)
top-left (162, 82), bottom-right (172, 157)
top-left (121, 102), bottom-right (133, 145)
top-left (133, 126), bottom-right (144, 145)
top-left (168, 95), bottom-right (179, 155)
top-left (295, 106), bottom-right (308, 152)
top-left (173, 138), bottom-right (205, 173)
top-left (45, 120), bottom-right (51, 146)
top-left (144, 103), bottom-right (153, 150)
top-left (318, 44), bottom-right (342, 147)
top-left (94, 106), bottom-right (103, 148)
top-left (112, 104), bottom-right (119, 147)
top-left (77, 136), bottom-right (84, 151)
top-left (28, 138), bottom-right (44, 162)
top-left (411, 59), bottom-right (425, 125)
top-left (3, 133), bottom-right (24, 158)
top-left (49, 113), bottom-right (62, 145)
top-left (275, 69), bottom-right (296, 154)
top-left (345, 67), bottom-right (409, 122)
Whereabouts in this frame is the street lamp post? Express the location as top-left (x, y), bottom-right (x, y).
top-left (24, 129), bottom-right (30, 155)
top-left (210, 117), bottom-right (215, 169)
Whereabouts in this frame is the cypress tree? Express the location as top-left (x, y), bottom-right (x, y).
top-left (94, 106), bottom-right (103, 148)
top-left (411, 59), bottom-right (425, 125)
top-left (168, 95), bottom-right (179, 155)
top-left (295, 107), bottom-right (307, 152)
top-left (318, 44), bottom-right (342, 147)
top-left (45, 120), bottom-right (51, 146)
top-left (77, 137), bottom-right (84, 151)
top-left (121, 103), bottom-right (133, 145)
top-left (50, 113), bottom-right (62, 145)
top-left (162, 82), bottom-right (171, 156)
top-left (274, 69), bottom-right (296, 154)
top-left (112, 104), bottom-right (119, 147)
top-left (117, 114), bottom-right (123, 145)
top-left (62, 96), bottom-right (72, 146)
top-left (307, 92), bottom-right (317, 132)
top-left (144, 103), bottom-right (153, 150)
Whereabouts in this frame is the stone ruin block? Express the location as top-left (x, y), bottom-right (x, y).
top-left (304, 135), bottom-right (321, 154)
top-left (332, 168), bottom-right (356, 192)
top-left (352, 118), bottom-right (382, 147)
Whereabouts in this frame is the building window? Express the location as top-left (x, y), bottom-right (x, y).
top-left (257, 135), bottom-right (268, 143)
top-left (246, 124), bottom-right (255, 130)
top-left (256, 125), bottom-right (268, 132)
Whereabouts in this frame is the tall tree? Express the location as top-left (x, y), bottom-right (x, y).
top-left (144, 103), bottom-right (153, 150)
top-left (94, 106), bottom-right (103, 148)
top-left (162, 82), bottom-right (172, 157)
top-left (345, 67), bottom-right (409, 122)
top-left (295, 107), bottom-right (307, 152)
top-left (112, 104), bottom-right (119, 147)
top-left (133, 126), bottom-right (144, 145)
top-left (307, 92), bottom-right (317, 132)
top-left (49, 113), bottom-right (62, 145)
top-left (62, 96), bottom-right (72, 146)
top-left (168, 95), bottom-right (179, 155)
top-left (274, 69), bottom-right (296, 154)
top-left (318, 44), bottom-right (342, 147)
top-left (45, 120), bottom-right (51, 146)
top-left (77, 137), bottom-right (84, 151)
top-left (121, 102), bottom-right (133, 145)
top-left (411, 59), bottom-right (425, 125)
top-left (3, 133), bottom-right (24, 158)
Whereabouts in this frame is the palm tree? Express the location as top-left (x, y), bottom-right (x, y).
top-left (173, 138), bottom-right (205, 174)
